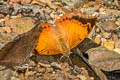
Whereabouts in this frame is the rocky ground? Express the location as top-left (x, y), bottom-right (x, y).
top-left (0, 0), bottom-right (120, 80)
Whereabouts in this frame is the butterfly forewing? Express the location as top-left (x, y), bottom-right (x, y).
top-left (56, 14), bottom-right (97, 54)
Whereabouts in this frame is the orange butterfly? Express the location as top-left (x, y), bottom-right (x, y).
top-left (35, 14), bottom-right (96, 56)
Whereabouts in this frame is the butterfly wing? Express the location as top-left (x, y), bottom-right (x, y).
top-left (56, 14), bottom-right (96, 55)
top-left (35, 14), bottom-right (96, 56)
top-left (35, 23), bottom-right (62, 55)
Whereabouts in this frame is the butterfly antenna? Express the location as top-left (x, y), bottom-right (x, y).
top-left (43, 10), bottom-right (47, 23)
top-left (35, 12), bottom-right (42, 25)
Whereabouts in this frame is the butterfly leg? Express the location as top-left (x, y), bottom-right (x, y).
top-left (58, 55), bottom-right (74, 68)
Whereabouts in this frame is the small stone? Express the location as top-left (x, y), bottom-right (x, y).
top-left (10, 0), bottom-right (20, 3)
top-left (115, 20), bottom-right (120, 26)
top-left (21, 0), bottom-right (32, 4)
top-left (46, 68), bottom-right (54, 73)
top-left (59, 7), bottom-right (72, 14)
top-left (51, 62), bottom-right (62, 70)
top-left (77, 75), bottom-right (87, 80)
top-left (38, 62), bottom-right (51, 68)
top-left (43, 9), bottom-right (52, 15)
top-left (81, 8), bottom-right (98, 15)
top-left (0, 69), bottom-right (14, 80)
top-left (74, 65), bottom-right (82, 74)
top-left (102, 20), bottom-right (117, 32)
top-left (11, 77), bottom-right (20, 80)
top-left (99, 8), bottom-right (105, 12)
top-left (112, 34), bottom-right (119, 42)
top-left (117, 27), bottom-right (120, 38)
top-left (103, 32), bottom-right (111, 39)
top-left (113, 48), bottom-right (120, 54)
top-left (103, 41), bottom-right (115, 50)
top-left (29, 60), bottom-right (36, 67)
top-left (96, 27), bottom-right (100, 33)
top-left (35, 73), bottom-right (42, 76)
top-left (10, 0), bottom-right (31, 3)
top-left (0, 21), bottom-right (4, 27)
top-left (115, 40), bottom-right (120, 48)
top-left (89, 77), bottom-right (94, 80)
top-left (0, 45), bottom-right (4, 49)
top-left (0, 28), bottom-right (5, 32)
top-left (56, 77), bottom-right (64, 80)
top-left (106, 9), bottom-right (120, 17)
top-left (25, 71), bottom-right (36, 76)
top-left (59, 14), bottom-right (63, 17)
top-left (36, 64), bottom-right (40, 68)
top-left (36, 68), bottom-right (46, 73)
top-left (94, 5), bottom-right (100, 9)
top-left (73, 0), bottom-right (85, 8)
top-left (50, 12), bottom-right (59, 20)
top-left (80, 67), bottom-right (89, 76)
top-left (94, 35), bottom-right (101, 44)
top-left (101, 38), bottom-right (107, 43)
top-left (3, 27), bottom-right (11, 33)
top-left (0, 14), bottom-right (5, 18)
top-left (11, 33), bottom-right (17, 38)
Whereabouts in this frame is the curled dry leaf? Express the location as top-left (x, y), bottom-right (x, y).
top-left (0, 23), bottom-right (41, 66)
top-left (77, 38), bottom-right (120, 71)
top-left (76, 38), bottom-right (120, 80)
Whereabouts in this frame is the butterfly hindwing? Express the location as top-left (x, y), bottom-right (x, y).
top-left (35, 23), bottom-right (62, 55)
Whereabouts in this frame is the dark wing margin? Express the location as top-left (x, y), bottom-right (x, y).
top-left (71, 15), bottom-right (97, 27)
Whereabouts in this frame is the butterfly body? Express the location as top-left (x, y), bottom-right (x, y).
top-left (35, 14), bottom-right (97, 56)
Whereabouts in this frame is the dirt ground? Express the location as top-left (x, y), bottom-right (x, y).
top-left (0, 0), bottom-right (120, 80)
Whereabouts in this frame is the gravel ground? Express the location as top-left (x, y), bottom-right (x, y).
top-left (0, 0), bottom-right (120, 80)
